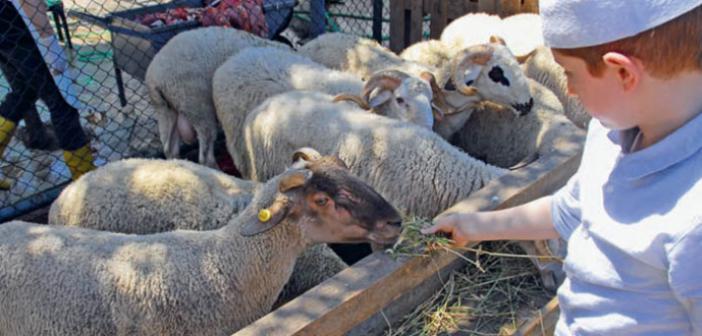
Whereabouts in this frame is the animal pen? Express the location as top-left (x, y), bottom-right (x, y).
top-left (1, 0), bottom-right (586, 334)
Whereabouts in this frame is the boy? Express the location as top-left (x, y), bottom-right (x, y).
top-left (423, 1), bottom-right (702, 334)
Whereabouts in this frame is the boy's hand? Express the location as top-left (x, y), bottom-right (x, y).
top-left (421, 213), bottom-right (472, 247)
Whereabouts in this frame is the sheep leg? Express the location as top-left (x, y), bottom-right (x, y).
top-left (196, 124), bottom-right (218, 169)
top-left (156, 107), bottom-right (181, 160)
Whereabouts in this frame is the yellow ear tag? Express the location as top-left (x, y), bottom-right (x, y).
top-left (258, 209), bottom-right (272, 222)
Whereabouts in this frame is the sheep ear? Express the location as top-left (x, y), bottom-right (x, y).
top-left (489, 35), bottom-right (506, 46)
top-left (368, 89), bottom-right (394, 110)
top-left (239, 199), bottom-right (289, 236)
top-left (278, 170), bottom-right (312, 192)
top-left (515, 48), bottom-right (537, 64)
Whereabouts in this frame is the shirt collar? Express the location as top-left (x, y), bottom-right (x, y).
top-left (608, 112), bottom-right (702, 180)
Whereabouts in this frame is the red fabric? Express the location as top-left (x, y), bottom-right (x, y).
top-left (136, 0), bottom-right (268, 38)
top-left (200, 0), bottom-right (268, 38)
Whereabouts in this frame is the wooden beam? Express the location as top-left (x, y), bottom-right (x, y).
top-left (522, 0), bottom-right (539, 13)
top-left (408, 0), bottom-right (424, 45)
top-left (233, 140), bottom-right (583, 336)
top-left (511, 297), bottom-right (560, 336)
top-left (389, 0), bottom-right (406, 53)
top-left (478, 0), bottom-right (498, 14)
top-left (428, 0), bottom-right (448, 39)
top-left (497, 0), bottom-right (521, 17)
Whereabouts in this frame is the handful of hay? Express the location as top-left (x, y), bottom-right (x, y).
top-left (386, 217), bottom-right (454, 258)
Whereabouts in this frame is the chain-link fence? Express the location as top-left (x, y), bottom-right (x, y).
top-left (0, 0), bottom-right (391, 221)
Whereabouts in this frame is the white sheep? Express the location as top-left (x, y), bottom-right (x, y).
top-left (299, 33), bottom-right (533, 140)
top-left (521, 46), bottom-right (591, 129)
top-left (48, 156), bottom-right (349, 307)
top-left (440, 12), bottom-right (542, 59)
top-left (212, 46), bottom-right (436, 173)
top-left (145, 27), bottom-right (288, 168)
top-left (452, 79), bottom-right (585, 169)
top-left (240, 90), bottom-right (508, 219)
top-left (440, 13), bottom-right (590, 129)
top-left (0, 150), bottom-right (402, 335)
top-left (297, 32), bottom-right (432, 79)
top-left (401, 38), bottom-right (535, 139)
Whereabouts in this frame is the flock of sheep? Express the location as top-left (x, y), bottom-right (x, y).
top-left (0, 12), bottom-right (587, 336)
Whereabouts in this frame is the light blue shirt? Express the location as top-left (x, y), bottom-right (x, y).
top-left (551, 115), bottom-right (702, 335)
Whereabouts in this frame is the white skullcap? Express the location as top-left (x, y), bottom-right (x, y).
top-left (541, 0), bottom-right (702, 48)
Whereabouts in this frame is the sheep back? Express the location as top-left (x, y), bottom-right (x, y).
top-left (49, 158), bottom-right (256, 233)
top-left (242, 90), bottom-right (506, 218)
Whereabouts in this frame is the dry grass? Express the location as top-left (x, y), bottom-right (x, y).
top-left (384, 218), bottom-right (556, 336)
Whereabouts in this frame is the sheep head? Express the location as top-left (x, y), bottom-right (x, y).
top-left (333, 69), bottom-right (436, 129)
top-left (442, 39), bottom-right (534, 117)
top-left (240, 148), bottom-right (402, 246)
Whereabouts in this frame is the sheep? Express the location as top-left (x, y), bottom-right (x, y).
top-left (451, 79), bottom-right (585, 169)
top-left (47, 156), bottom-right (348, 308)
top-left (439, 13), bottom-right (590, 129)
top-left (212, 46), bottom-right (437, 173)
top-left (299, 33), bottom-right (533, 140)
top-left (240, 90), bottom-right (508, 219)
top-left (401, 38), bottom-right (535, 139)
top-left (521, 46), bottom-right (591, 129)
top-left (242, 90), bottom-right (578, 290)
top-left (440, 13), bottom-right (543, 59)
top-left (145, 26), bottom-right (289, 168)
top-left (0, 149), bottom-right (402, 336)
top-left (297, 32), bottom-right (432, 79)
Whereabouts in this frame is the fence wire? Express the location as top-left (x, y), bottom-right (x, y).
top-left (0, 0), bottom-right (387, 220)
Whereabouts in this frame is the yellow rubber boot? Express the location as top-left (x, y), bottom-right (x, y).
top-left (63, 144), bottom-right (95, 181)
top-left (0, 116), bottom-right (17, 190)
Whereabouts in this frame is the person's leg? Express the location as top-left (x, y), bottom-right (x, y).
top-left (0, 2), bottom-right (93, 181)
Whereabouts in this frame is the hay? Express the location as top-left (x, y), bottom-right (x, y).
top-left (384, 218), bottom-right (556, 336)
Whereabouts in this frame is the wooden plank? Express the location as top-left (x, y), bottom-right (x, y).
top-left (478, 0), bottom-right (498, 14)
top-left (497, 0), bottom-right (521, 17)
top-left (408, 0), bottom-right (424, 45)
top-left (428, 0), bottom-right (448, 39)
top-left (233, 138), bottom-right (583, 336)
top-left (511, 297), bottom-right (560, 336)
top-left (522, 0), bottom-right (539, 13)
top-left (389, 0), bottom-right (406, 53)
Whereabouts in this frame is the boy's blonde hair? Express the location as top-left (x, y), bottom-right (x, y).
top-left (553, 5), bottom-right (702, 79)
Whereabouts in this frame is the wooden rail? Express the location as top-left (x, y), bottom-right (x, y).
top-left (233, 125), bottom-right (583, 336)
top-left (389, 0), bottom-right (540, 52)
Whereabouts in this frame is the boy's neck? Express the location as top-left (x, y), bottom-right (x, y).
top-left (635, 71), bottom-right (702, 149)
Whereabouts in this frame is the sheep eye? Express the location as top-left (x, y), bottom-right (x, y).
top-left (488, 66), bottom-right (510, 86)
top-left (465, 79), bottom-right (474, 86)
top-left (396, 97), bottom-right (405, 104)
top-left (315, 197), bottom-right (328, 206)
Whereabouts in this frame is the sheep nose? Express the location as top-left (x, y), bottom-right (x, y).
top-left (512, 97), bottom-right (534, 116)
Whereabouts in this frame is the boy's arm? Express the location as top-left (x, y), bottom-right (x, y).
top-left (668, 224), bottom-right (702, 332)
top-left (424, 172), bottom-right (582, 247)
top-left (422, 196), bottom-right (560, 247)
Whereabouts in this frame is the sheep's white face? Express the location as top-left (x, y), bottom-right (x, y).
top-left (443, 44), bottom-right (534, 116)
top-left (372, 77), bottom-right (434, 129)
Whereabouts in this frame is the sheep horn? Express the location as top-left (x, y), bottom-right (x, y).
top-left (420, 71), bottom-right (451, 119)
top-left (489, 35), bottom-right (507, 46)
top-left (291, 147), bottom-right (322, 164)
top-left (362, 69), bottom-right (409, 102)
top-left (333, 94), bottom-right (371, 110)
top-left (515, 48), bottom-right (538, 64)
top-left (453, 44), bottom-right (494, 97)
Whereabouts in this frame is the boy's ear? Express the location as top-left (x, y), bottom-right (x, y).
top-left (602, 52), bottom-right (642, 91)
